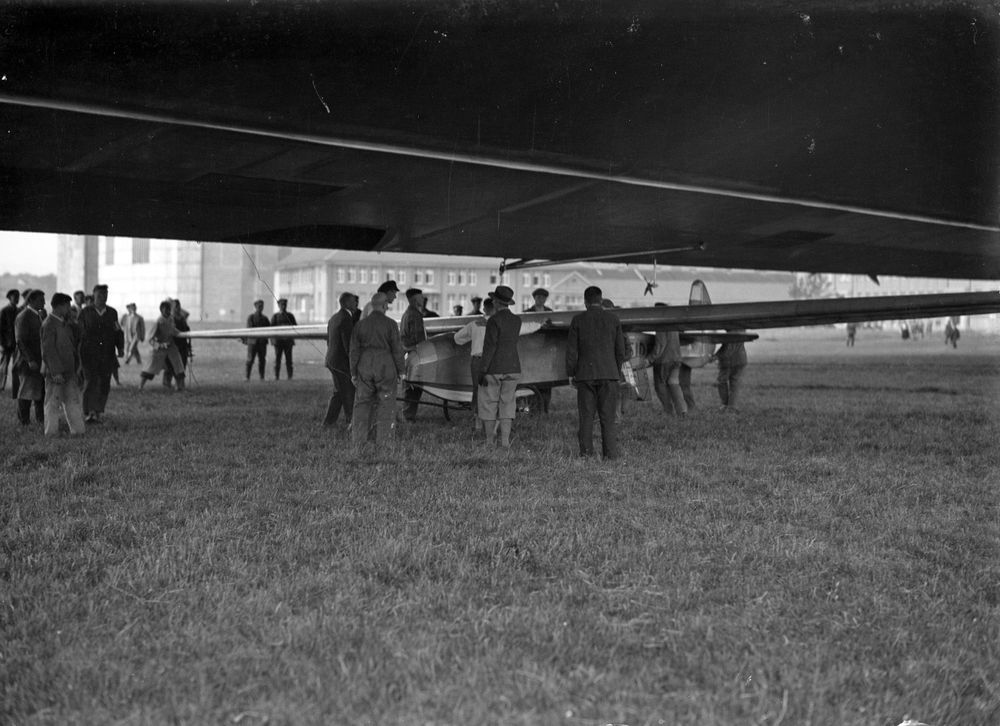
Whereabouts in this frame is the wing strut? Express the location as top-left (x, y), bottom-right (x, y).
top-left (502, 242), bottom-right (704, 271)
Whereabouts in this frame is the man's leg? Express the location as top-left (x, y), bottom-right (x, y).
top-left (64, 378), bottom-right (86, 434)
top-left (576, 381), bottom-right (597, 456)
top-left (666, 363), bottom-right (688, 416)
top-left (43, 381), bottom-right (61, 436)
top-left (351, 378), bottom-right (375, 447)
top-left (403, 383), bottom-right (422, 421)
top-left (679, 364), bottom-right (696, 410)
top-left (727, 364), bottom-right (746, 410)
top-left (257, 346), bottom-right (267, 379)
top-left (596, 380), bottom-right (620, 460)
top-left (716, 366), bottom-right (730, 406)
top-left (323, 372), bottom-right (342, 425)
top-left (374, 375), bottom-right (397, 443)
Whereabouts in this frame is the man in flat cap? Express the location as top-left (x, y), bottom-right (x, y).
top-left (350, 292), bottom-right (405, 447)
top-left (479, 285), bottom-right (522, 448)
top-left (324, 291), bottom-right (359, 429)
top-left (244, 299), bottom-right (270, 380)
top-left (362, 280), bottom-right (400, 319)
top-left (78, 284), bottom-right (122, 424)
top-left (41, 292), bottom-right (86, 436)
top-left (13, 289), bottom-right (46, 425)
top-left (270, 297), bottom-right (297, 380)
top-left (399, 287), bottom-right (426, 422)
top-left (566, 285), bottom-right (627, 460)
top-left (469, 296), bottom-right (484, 316)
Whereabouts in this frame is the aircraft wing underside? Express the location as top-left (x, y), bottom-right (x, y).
top-left (182, 291), bottom-right (1000, 341)
top-left (1, 1), bottom-right (998, 278)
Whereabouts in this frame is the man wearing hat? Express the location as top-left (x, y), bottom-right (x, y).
top-left (524, 287), bottom-right (554, 412)
top-left (399, 288), bottom-right (426, 421)
top-left (120, 302), bottom-right (146, 365)
top-left (78, 284), bottom-right (123, 424)
top-left (12, 289), bottom-right (46, 425)
top-left (323, 291), bottom-right (359, 428)
top-left (362, 280), bottom-right (400, 319)
top-left (41, 292), bottom-right (86, 436)
top-left (478, 284), bottom-right (522, 448)
top-left (349, 292), bottom-right (405, 447)
top-left (566, 286), bottom-right (627, 460)
top-left (244, 299), bottom-right (270, 380)
top-left (270, 297), bottom-right (297, 380)
top-left (469, 296), bottom-right (483, 315)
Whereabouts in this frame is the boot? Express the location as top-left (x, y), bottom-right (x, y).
top-left (245, 362), bottom-right (252, 380)
top-left (485, 420), bottom-right (497, 447)
top-left (499, 419), bottom-right (512, 448)
top-left (17, 399), bottom-right (31, 425)
top-left (175, 373), bottom-right (185, 392)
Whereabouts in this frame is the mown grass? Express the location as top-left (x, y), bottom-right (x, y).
top-left (2, 329), bottom-right (998, 725)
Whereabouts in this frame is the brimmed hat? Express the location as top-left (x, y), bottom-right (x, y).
top-left (277, 298), bottom-right (288, 304)
top-left (532, 288), bottom-right (549, 298)
top-left (378, 280), bottom-right (400, 293)
top-left (470, 295), bottom-right (483, 303)
top-left (488, 285), bottom-right (515, 306)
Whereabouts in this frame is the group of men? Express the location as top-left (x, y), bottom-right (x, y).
top-left (242, 298), bottom-right (298, 380)
top-left (1, 286), bottom-right (193, 436)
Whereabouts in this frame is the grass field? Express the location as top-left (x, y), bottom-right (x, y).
top-left (3, 328), bottom-right (999, 725)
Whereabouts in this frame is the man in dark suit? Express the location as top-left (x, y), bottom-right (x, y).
top-left (244, 299), bottom-right (270, 380)
top-left (78, 284), bottom-right (122, 423)
top-left (479, 285), bottom-right (522, 448)
top-left (1, 289), bottom-right (20, 391)
top-left (323, 292), bottom-right (358, 428)
top-left (270, 297), bottom-right (297, 379)
top-left (566, 285), bottom-right (627, 460)
top-left (13, 289), bottom-right (46, 425)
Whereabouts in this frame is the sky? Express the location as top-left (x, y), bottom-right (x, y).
top-left (0, 232), bottom-right (59, 276)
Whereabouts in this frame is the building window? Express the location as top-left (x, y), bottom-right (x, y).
top-left (348, 268), bottom-right (356, 283)
top-left (447, 271), bottom-right (457, 286)
top-left (371, 268), bottom-right (378, 283)
top-left (413, 270), bottom-right (422, 285)
top-left (398, 270), bottom-right (406, 285)
top-left (105, 238), bottom-right (114, 265)
top-left (425, 269), bottom-right (435, 285)
top-left (132, 238), bottom-right (150, 264)
top-left (337, 267), bottom-right (345, 284)
top-left (522, 273), bottom-right (531, 288)
top-left (543, 273), bottom-right (551, 287)
top-left (360, 268), bottom-right (368, 284)
top-left (469, 271), bottom-right (477, 286)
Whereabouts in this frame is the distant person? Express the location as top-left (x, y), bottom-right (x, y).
top-left (78, 284), bottom-right (122, 423)
top-left (13, 289), bottom-right (45, 426)
top-left (139, 300), bottom-right (186, 390)
top-left (565, 286), bottom-right (627, 460)
top-left (270, 298), bottom-right (297, 379)
top-left (846, 322), bottom-right (857, 347)
top-left (41, 293), bottom-right (85, 436)
top-left (120, 302), bottom-right (146, 365)
top-left (361, 280), bottom-right (400, 319)
top-left (901, 321), bottom-right (910, 340)
top-left (646, 303), bottom-right (687, 417)
top-left (323, 292), bottom-right (359, 429)
top-left (469, 296), bottom-right (484, 315)
top-left (714, 336), bottom-right (748, 412)
top-left (452, 304), bottom-right (464, 316)
top-left (399, 288), bottom-right (427, 421)
top-left (479, 285), bottom-right (522, 448)
top-left (244, 299), bottom-right (270, 380)
top-left (526, 288), bottom-right (553, 313)
top-left (454, 297), bottom-right (495, 434)
top-left (349, 292), bottom-right (405, 447)
top-left (70, 290), bottom-right (86, 322)
top-left (945, 317), bottom-right (960, 348)
top-left (163, 298), bottom-right (191, 389)
top-left (0, 289), bottom-right (19, 391)
top-left (524, 287), bottom-right (554, 413)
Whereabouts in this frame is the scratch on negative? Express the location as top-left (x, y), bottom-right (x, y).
top-left (310, 75), bottom-right (331, 114)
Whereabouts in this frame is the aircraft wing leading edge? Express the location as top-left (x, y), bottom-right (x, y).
top-left (181, 291), bottom-right (1000, 341)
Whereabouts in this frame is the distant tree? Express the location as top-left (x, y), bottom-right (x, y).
top-left (789, 272), bottom-right (833, 299)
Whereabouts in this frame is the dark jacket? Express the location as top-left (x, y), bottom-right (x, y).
top-left (400, 305), bottom-right (426, 351)
top-left (480, 307), bottom-right (522, 375)
top-left (325, 307), bottom-right (354, 375)
top-left (566, 305), bottom-right (627, 381)
top-left (78, 305), bottom-right (122, 368)
top-left (1, 302), bottom-right (17, 351)
top-left (14, 307), bottom-right (43, 372)
top-left (349, 311), bottom-right (405, 379)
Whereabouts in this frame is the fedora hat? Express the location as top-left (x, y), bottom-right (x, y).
top-left (488, 285), bottom-right (515, 306)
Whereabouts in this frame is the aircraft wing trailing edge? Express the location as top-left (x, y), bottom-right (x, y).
top-left (1, 2), bottom-right (998, 278)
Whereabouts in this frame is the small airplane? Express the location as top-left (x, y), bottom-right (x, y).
top-left (183, 281), bottom-right (1000, 407)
